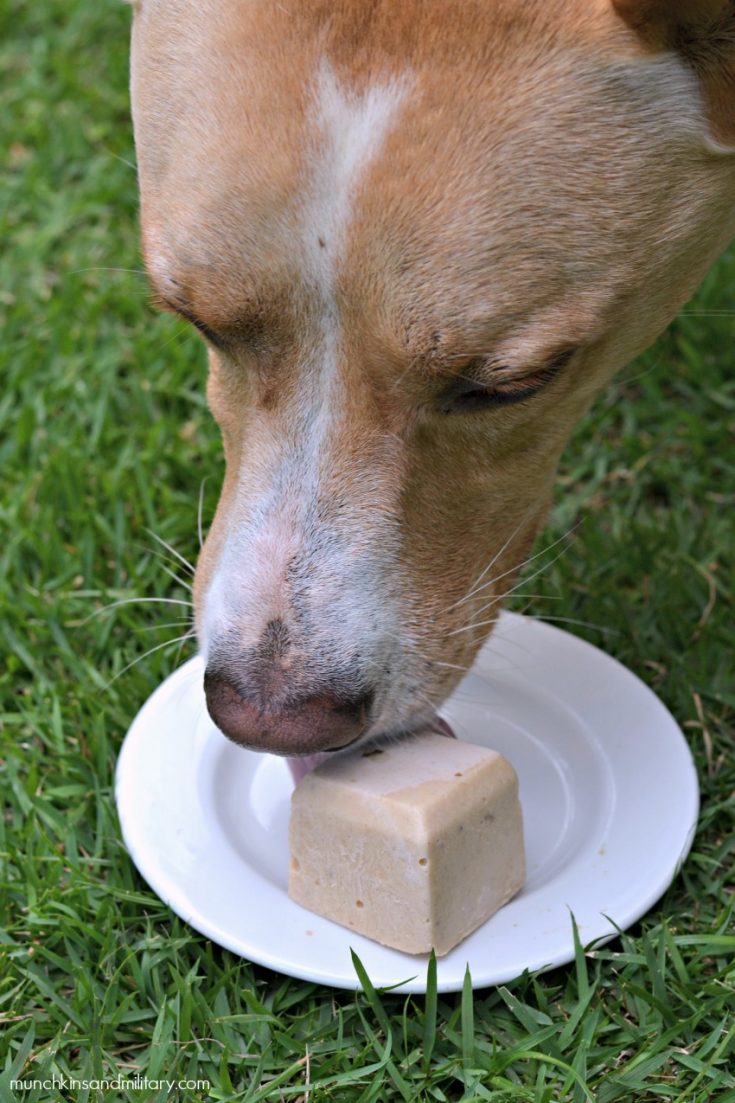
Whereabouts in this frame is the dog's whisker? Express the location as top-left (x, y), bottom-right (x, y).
top-left (678, 309), bottom-right (735, 317)
top-left (496, 542), bottom-right (572, 604)
top-left (468, 577), bottom-right (566, 626)
top-left (172, 630), bottom-right (197, 667)
top-left (507, 592), bottom-right (564, 603)
top-left (407, 685), bottom-right (445, 721)
top-left (135, 619), bottom-right (195, 634)
top-left (97, 144), bottom-right (138, 172)
top-left (442, 525), bottom-right (560, 621)
top-left (145, 528), bottom-right (196, 576)
top-left (132, 541), bottom-right (195, 593)
top-left (449, 590), bottom-right (542, 645)
top-left (81, 596), bottom-right (195, 625)
top-left (620, 353), bottom-right (664, 385)
top-left (157, 321), bottom-right (198, 352)
top-left (446, 559), bottom-right (568, 641)
top-left (69, 266), bottom-right (148, 276)
top-left (451, 522), bottom-right (580, 614)
top-left (132, 542), bottom-right (195, 588)
top-left (441, 510), bottom-right (532, 616)
top-left (452, 534), bottom-right (576, 630)
top-left (431, 660), bottom-right (471, 673)
top-left (387, 528), bottom-right (573, 653)
top-left (158, 563), bottom-right (194, 593)
top-left (524, 613), bottom-right (619, 635)
top-left (444, 614), bottom-right (503, 641)
top-left (104, 631), bottom-right (197, 689)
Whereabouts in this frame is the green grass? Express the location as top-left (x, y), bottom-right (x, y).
top-left (1, 2), bottom-right (734, 1099)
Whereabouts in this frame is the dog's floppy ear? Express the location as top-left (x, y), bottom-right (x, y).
top-left (612, 0), bottom-right (735, 146)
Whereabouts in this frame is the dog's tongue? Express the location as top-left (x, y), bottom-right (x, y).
top-left (286, 752), bottom-right (334, 786)
top-left (286, 715), bottom-right (456, 786)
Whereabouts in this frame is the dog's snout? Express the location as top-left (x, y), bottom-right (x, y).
top-left (203, 669), bottom-right (374, 755)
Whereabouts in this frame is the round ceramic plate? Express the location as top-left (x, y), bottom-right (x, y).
top-left (115, 612), bottom-right (699, 994)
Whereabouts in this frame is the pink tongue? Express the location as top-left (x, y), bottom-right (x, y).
top-left (286, 715), bottom-right (456, 786)
top-left (286, 753), bottom-right (332, 786)
top-left (429, 715), bottom-right (457, 740)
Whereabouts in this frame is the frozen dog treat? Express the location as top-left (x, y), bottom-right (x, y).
top-left (288, 733), bottom-right (525, 956)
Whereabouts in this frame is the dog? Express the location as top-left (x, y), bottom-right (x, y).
top-left (128, 0), bottom-right (735, 760)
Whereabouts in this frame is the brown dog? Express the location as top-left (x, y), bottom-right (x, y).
top-left (129, 0), bottom-right (735, 758)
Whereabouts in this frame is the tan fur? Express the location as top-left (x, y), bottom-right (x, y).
top-left (131, 0), bottom-right (735, 750)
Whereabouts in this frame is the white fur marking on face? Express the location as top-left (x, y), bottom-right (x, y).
top-left (305, 61), bottom-right (411, 280)
top-left (298, 60), bottom-right (412, 457)
top-left (201, 64), bottom-right (412, 676)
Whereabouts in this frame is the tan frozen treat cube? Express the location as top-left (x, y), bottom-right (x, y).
top-left (288, 733), bottom-right (525, 956)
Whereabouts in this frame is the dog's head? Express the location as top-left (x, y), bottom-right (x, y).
top-left (130, 0), bottom-right (734, 755)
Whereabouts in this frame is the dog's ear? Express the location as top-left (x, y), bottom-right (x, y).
top-left (612, 0), bottom-right (735, 146)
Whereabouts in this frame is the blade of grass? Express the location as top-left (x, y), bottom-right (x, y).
top-left (423, 949), bottom-right (438, 1070)
top-left (461, 963), bottom-right (475, 1077)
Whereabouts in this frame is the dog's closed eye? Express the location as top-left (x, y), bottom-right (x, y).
top-left (179, 311), bottom-right (226, 350)
top-left (153, 294), bottom-right (227, 350)
top-left (438, 348), bottom-right (575, 414)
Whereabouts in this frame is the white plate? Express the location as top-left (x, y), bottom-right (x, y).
top-left (115, 612), bottom-right (699, 994)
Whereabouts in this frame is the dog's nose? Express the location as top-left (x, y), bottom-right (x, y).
top-left (203, 670), bottom-right (374, 755)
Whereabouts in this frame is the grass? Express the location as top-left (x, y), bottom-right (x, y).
top-left (1, 1), bottom-right (734, 1099)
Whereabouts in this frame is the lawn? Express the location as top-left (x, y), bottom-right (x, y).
top-left (1, 2), bottom-right (734, 1100)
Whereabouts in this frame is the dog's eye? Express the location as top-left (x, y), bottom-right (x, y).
top-left (154, 295), bottom-right (227, 350)
top-left (186, 315), bottom-right (226, 350)
top-left (438, 349), bottom-right (574, 414)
